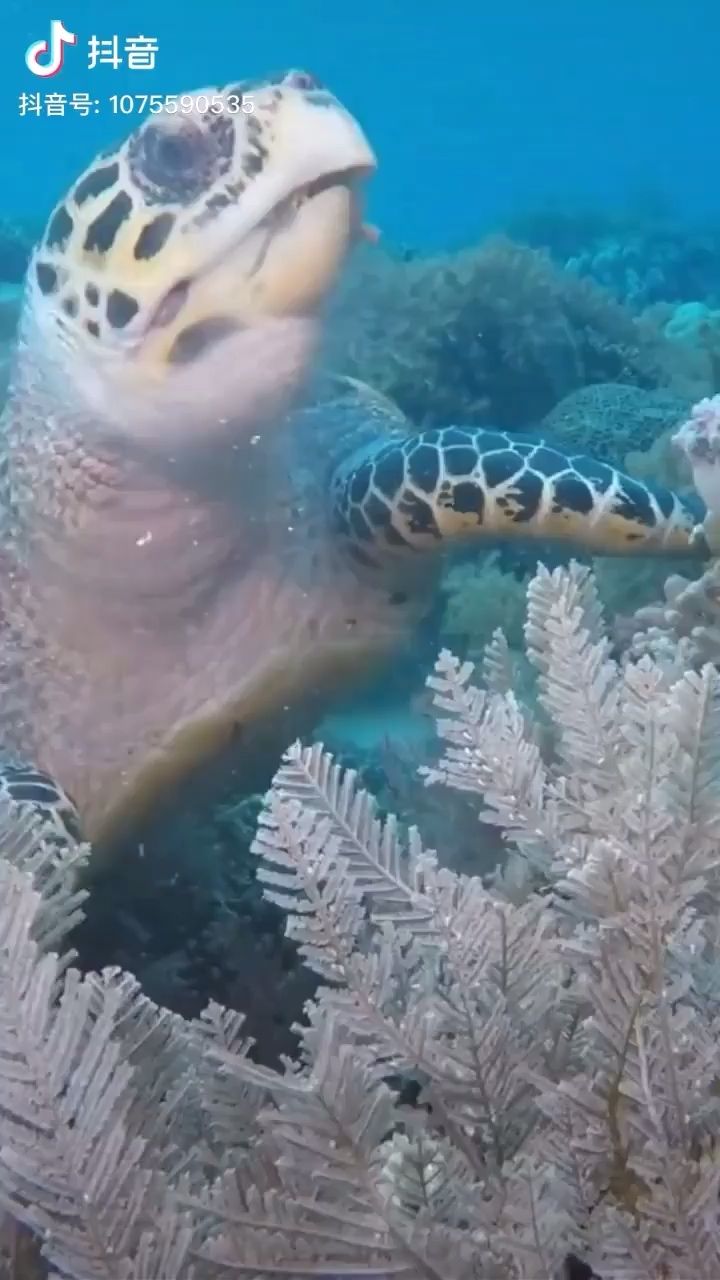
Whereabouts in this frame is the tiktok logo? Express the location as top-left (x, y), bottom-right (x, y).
top-left (25, 19), bottom-right (77, 78)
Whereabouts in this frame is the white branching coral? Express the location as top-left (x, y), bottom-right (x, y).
top-left (673, 393), bottom-right (720, 553)
top-left (245, 561), bottom-right (720, 1277)
top-left (615, 395), bottom-right (720, 670)
top-left (2, 562), bottom-right (720, 1277)
top-left (618, 559), bottom-right (720, 669)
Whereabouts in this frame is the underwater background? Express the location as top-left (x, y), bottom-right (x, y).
top-left (2, 0), bottom-right (720, 1064)
top-left (3, 0), bottom-right (720, 245)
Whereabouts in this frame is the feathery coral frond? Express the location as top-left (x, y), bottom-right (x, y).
top-left (2, 558), bottom-right (720, 1276)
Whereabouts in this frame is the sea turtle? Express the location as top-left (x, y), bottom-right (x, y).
top-left (0, 71), bottom-right (710, 857)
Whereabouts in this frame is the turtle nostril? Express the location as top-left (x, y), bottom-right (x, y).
top-left (283, 69), bottom-right (322, 90)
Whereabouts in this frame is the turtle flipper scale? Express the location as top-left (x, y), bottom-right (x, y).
top-left (0, 763), bottom-right (83, 844)
top-left (331, 425), bottom-right (708, 565)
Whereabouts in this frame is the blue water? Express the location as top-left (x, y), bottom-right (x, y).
top-left (3, 0), bottom-right (720, 249)
top-left (2, 7), bottom-right (720, 1270)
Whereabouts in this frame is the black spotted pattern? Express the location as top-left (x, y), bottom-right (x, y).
top-left (193, 191), bottom-right (232, 229)
top-left (106, 288), bottom-right (139, 328)
top-left (240, 114), bottom-right (269, 181)
top-left (243, 150), bottom-right (264, 178)
top-left (443, 446), bottom-right (481, 477)
top-left (440, 427), bottom-right (473, 447)
top-left (652, 485), bottom-right (675, 519)
top-left (613, 477), bottom-right (657, 527)
top-left (35, 261), bottom-right (58, 294)
top-left (134, 211), bottom-right (175, 259)
top-left (507, 468), bottom-right (545, 521)
top-left (476, 430), bottom-right (513, 452)
top-left (572, 454), bottom-right (615, 492)
top-left (365, 493), bottom-right (392, 528)
top-left (398, 491), bottom-right (441, 539)
top-left (329, 421), bottom-right (699, 565)
top-left (84, 191), bottom-right (133, 253)
top-left (45, 204), bottom-right (74, 251)
top-left (482, 450), bottom-right (524, 488)
top-left (0, 764), bottom-right (82, 843)
top-left (530, 445), bottom-right (574, 477)
top-left (74, 162), bottom-right (120, 205)
top-left (407, 443), bottom-right (440, 492)
top-left (452, 481), bottom-right (484, 519)
top-left (372, 448), bottom-right (405, 500)
top-left (7, 779), bottom-right (58, 804)
top-left (349, 462), bottom-right (372, 504)
top-left (552, 473), bottom-right (596, 516)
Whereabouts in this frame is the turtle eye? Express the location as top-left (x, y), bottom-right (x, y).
top-left (141, 122), bottom-right (209, 188)
top-left (129, 112), bottom-right (234, 203)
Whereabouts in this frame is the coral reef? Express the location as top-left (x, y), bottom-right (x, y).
top-left (564, 229), bottom-right (720, 309)
top-left (71, 789), bottom-right (316, 1065)
top-left (4, 178), bottom-right (720, 1270)
top-left (438, 552), bottom-right (531, 659)
top-left (437, 546), bottom-right (706, 688)
top-left (2, 561), bottom-right (720, 1275)
top-left (432, 385), bottom-right (718, 667)
top-left (541, 381), bottom-right (690, 463)
top-left (623, 423), bottom-right (694, 493)
top-left (327, 235), bottom-right (667, 428)
top-left (673, 393), bottom-right (720, 552)
top-left (505, 206), bottom-right (720, 308)
top-left (616, 560), bottom-right (720, 669)
top-left (660, 300), bottom-right (720, 393)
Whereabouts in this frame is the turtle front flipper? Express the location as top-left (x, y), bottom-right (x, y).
top-left (331, 425), bottom-right (709, 566)
top-left (0, 763), bottom-right (83, 845)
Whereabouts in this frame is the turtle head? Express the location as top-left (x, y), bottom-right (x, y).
top-left (22, 71), bottom-right (375, 443)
